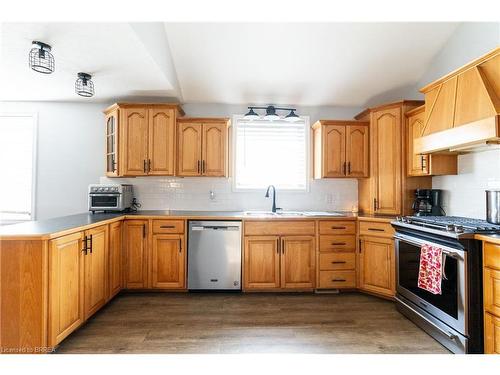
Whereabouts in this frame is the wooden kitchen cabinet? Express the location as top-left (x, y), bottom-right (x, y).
top-left (103, 103), bottom-right (184, 177)
top-left (483, 241), bottom-right (500, 353)
top-left (108, 221), bottom-right (122, 299)
top-left (485, 313), bottom-right (500, 354)
top-left (123, 220), bottom-right (149, 289)
top-left (151, 234), bottom-right (186, 289)
top-left (83, 225), bottom-right (108, 320)
top-left (312, 120), bottom-right (369, 178)
top-left (244, 228), bottom-right (315, 291)
top-left (177, 118), bottom-right (230, 177)
top-left (358, 219), bottom-right (396, 298)
top-left (356, 101), bottom-right (432, 215)
top-left (406, 105), bottom-right (457, 177)
top-left (48, 232), bottom-right (85, 346)
top-left (244, 236), bottom-right (281, 290)
top-left (281, 236), bottom-right (315, 289)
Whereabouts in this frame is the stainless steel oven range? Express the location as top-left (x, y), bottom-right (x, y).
top-left (88, 184), bottom-right (134, 213)
top-left (392, 216), bottom-right (500, 354)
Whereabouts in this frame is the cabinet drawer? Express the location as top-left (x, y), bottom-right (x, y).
top-left (152, 220), bottom-right (185, 234)
top-left (319, 271), bottom-right (356, 289)
top-left (484, 243), bottom-right (500, 270)
top-left (319, 235), bottom-right (356, 252)
top-left (484, 267), bottom-right (500, 317)
top-left (359, 220), bottom-right (395, 238)
top-left (244, 221), bottom-right (315, 236)
top-left (319, 221), bottom-right (356, 235)
top-left (319, 253), bottom-right (356, 270)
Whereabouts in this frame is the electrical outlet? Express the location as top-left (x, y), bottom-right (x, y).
top-left (209, 190), bottom-right (216, 201)
top-left (326, 193), bottom-right (333, 205)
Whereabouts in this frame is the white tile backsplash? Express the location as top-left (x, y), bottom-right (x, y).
top-left (99, 176), bottom-right (358, 212)
top-left (432, 148), bottom-right (500, 219)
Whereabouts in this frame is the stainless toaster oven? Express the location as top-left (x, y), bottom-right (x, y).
top-left (88, 184), bottom-right (134, 213)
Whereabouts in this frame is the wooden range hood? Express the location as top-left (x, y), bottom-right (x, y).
top-left (414, 47), bottom-right (500, 154)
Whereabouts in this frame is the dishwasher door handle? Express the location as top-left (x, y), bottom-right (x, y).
top-left (191, 226), bottom-right (240, 231)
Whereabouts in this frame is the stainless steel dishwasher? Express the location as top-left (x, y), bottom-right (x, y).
top-left (188, 220), bottom-right (242, 290)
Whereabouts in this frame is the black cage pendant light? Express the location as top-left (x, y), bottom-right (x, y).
top-left (29, 41), bottom-right (55, 74)
top-left (75, 72), bottom-right (95, 97)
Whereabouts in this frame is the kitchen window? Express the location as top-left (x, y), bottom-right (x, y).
top-left (233, 116), bottom-right (309, 191)
top-left (0, 114), bottom-right (37, 223)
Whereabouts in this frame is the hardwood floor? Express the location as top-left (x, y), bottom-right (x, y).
top-left (56, 292), bottom-right (450, 354)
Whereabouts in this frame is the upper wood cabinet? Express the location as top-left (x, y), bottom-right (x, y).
top-left (103, 103), bottom-right (184, 177)
top-left (48, 232), bottom-right (85, 346)
top-left (356, 101), bottom-right (432, 216)
top-left (123, 220), bottom-right (149, 289)
top-left (177, 118), bottom-right (230, 177)
top-left (415, 48), bottom-right (500, 154)
top-left (406, 106), bottom-right (457, 177)
top-left (312, 120), bottom-right (369, 178)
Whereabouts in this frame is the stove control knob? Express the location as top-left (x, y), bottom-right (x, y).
top-left (396, 216), bottom-right (402, 222)
top-left (454, 225), bottom-right (464, 233)
top-left (446, 224), bottom-right (455, 232)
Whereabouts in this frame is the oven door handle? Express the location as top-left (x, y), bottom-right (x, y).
top-left (394, 234), bottom-right (464, 260)
top-left (396, 297), bottom-right (458, 341)
top-left (89, 193), bottom-right (122, 197)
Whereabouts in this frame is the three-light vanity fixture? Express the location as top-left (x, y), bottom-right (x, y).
top-left (28, 41), bottom-right (95, 98)
top-left (243, 106), bottom-right (301, 122)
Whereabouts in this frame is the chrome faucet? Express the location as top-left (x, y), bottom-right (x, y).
top-left (265, 185), bottom-right (278, 213)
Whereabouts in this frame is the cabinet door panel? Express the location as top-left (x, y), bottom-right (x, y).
top-left (84, 225), bottom-right (108, 319)
top-left (122, 107), bottom-right (148, 176)
top-left (105, 109), bottom-right (119, 177)
top-left (323, 125), bottom-right (346, 177)
top-left (346, 125), bottom-right (369, 177)
top-left (281, 236), bottom-right (315, 289)
top-left (151, 234), bottom-right (185, 289)
top-left (372, 108), bottom-right (402, 215)
top-left (202, 123), bottom-right (227, 177)
top-left (108, 221), bottom-right (122, 298)
top-left (48, 232), bottom-right (85, 346)
top-left (177, 122), bottom-right (202, 176)
top-left (484, 267), bottom-right (500, 317)
top-left (148, 108), bottom-right (175, 175)
top-left (407, 110), bottom-right (429, 176)
top-left (359, 236), bottom-right (395, 297)
top-left (244, 236), bottom-right (280, 289)
top-left (485, 312), bottom-right (500, 354)
top-left (124, 220), bottom-right (148, 289)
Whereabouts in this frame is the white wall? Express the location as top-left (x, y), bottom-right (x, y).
top-left (432, 149), bottom-right (500, 219)
top-left (0, 101), bottom-right (105, 220)
top-left (420, 22), bottom-right (500, 219)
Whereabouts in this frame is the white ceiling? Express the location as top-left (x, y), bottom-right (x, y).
top-left (0, 22), bottom-right (460, 106)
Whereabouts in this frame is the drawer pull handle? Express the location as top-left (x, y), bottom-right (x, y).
top-left (332, 279), bottom-right (346, 282)
top-left (331, 261), bottom-right (346, 264)
top-left (331, 242), bottom-right (346, 246)
top-left (331, 226), bottom-right (346, 229)
top-left (368, 228), bottom-right (385, 232)
top-left (160, 225), bottom-right (176, 229)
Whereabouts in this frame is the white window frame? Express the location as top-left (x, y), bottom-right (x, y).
top-left (231, 114), bottom-right (311, 193)
top-left (0, 112), bottom-right (38, 223)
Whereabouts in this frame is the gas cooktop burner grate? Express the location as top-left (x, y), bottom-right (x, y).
top-left (408, 216), bottom-right (500, 231)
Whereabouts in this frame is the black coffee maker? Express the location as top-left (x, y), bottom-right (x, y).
top-left (412, 189), bottom-right (445, 216)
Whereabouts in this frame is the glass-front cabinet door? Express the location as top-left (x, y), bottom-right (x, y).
top-left (105, 108), bottom-right (119, 176)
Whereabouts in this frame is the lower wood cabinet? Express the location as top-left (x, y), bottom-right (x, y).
top-left (124, 220), bottom-right (149, 289)
top-left (108, 221), bottom-right (122, 298)
top-left (48, 232), bottom-right (85, 346)
top-left (244, 235), bottom-right (315, 290)
top-left (358, 235), bottom-right (395, 298)
top-left (151, 234), bottom-right (185, 289)
top-left (485, 312), bottom-right (500, 354)
top-left (84, 225), bottom-right (108, 320)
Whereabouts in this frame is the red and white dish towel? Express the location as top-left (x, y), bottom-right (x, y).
top-left (418, 244), bottom-right (443, 295)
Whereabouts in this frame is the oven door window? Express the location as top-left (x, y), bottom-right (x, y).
top-left (398, 240), bottom-right (458, 319)
top-left (91, 195), bottom-right (118, 208)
